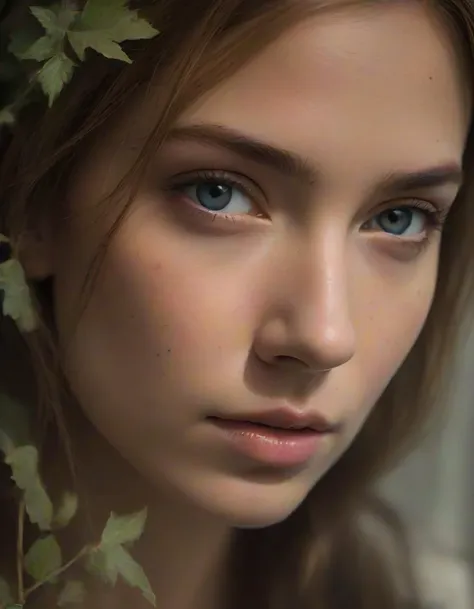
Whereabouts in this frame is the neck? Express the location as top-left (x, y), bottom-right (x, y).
top-left (46, 408), bottom-right (234, 609)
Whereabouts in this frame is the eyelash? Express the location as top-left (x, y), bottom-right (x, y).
top-left (167, 170), bottom-right (266, 225)
top-left (166, 169), bottom-right (449, 238)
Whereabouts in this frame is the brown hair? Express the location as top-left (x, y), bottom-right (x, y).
top-left (1, 1), bottom-right (474, 608)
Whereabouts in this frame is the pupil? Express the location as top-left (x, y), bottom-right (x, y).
top-left (197, 183), bottom-right (232, 211)
top-left (380, 208), bottom-right (411, 234)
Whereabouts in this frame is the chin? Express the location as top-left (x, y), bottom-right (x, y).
top-left (174, 467), bottom-right (315, 529)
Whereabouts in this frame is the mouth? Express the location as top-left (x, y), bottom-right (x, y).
top-left (207, 405), bottom-right (338, 434)
top-left (206, 406), bottom-right (338, 467)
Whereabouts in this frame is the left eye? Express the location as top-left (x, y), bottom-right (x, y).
top-left (365, 207), bottom-right (427, 236)
top-left (182, 181), bottom-right (253, 215)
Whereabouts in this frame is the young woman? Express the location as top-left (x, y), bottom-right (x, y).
top-left (0, 0), bottom-right (473, 608)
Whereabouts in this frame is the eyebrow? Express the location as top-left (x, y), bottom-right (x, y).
top-left (167, 123), bottom-right (464, 194)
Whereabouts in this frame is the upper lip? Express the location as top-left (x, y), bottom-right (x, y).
top-left (211, 405), bottom-right (339, 433)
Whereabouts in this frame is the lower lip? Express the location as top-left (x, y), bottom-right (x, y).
top-left (209, 418), bottom-right (324, 467)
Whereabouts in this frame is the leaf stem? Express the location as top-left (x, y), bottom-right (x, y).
top-left (24, 545), bottom-right (90, 600)
top-left (16, 500), bottom-right (25, 605)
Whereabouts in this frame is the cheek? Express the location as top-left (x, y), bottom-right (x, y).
top-left (53, 214), bottom-right (254, 424)
top-left (344, 264), bottom-right (438, 435)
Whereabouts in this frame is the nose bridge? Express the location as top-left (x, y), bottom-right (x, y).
top-left (266, 228), bottom-right (356, 371)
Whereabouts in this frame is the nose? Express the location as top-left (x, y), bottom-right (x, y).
top-left (253, 233), bottom-right (356, 373)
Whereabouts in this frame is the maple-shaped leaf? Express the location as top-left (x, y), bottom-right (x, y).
top-left (5, 445), bottom-right (54, 531)
top-left (0, 576), bottom-right (13, 606)
top-left (68, 0), bottom-right (158, 63)
top-left (24, 535), bottom-right (62, 583)
top-left (57, 580), bottom-right (86, 607)
top-left (0, 394), bottom-right (31, 457)
top-left (16, 35), bottom-right (59, 62)
top-left (87, 545), bottom-right (155, 606)
top-left (37, 52), bottom-right (76, 106)
top-left (10, 5), bottom-right (77, 63)
top-left (0, 250), bottom-right (37, 332)
top-left (30, 5), bottom-right (77, 37)
top-left (100, 509), bottom-right (148, 547)
top-left (68, 31), bottom-right (131, 63)
top-left (53, 491), bottom-right (79, 529)
top-left (8, 26), bottom-right (45, 60)
top-left (0, 107), bottom-right (15, 125)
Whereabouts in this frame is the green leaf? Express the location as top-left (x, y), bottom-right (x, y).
top-left (30, 7), bottom-right (61, 33)
top-left (18, 36), bottom-right (59, 62)
top-left (54, 492), bottom-right (78, 529)
top-left (24, 535), bottom-right (62, 583)
top-left (88, 546), bottom-right (155, 606)
top-left (5, 445), bottom-right (54, 531)
top-left (0, 576), bottom-right (13, 605)
top-left (68, 31), bottom-right (131, 63)
top-left (68, 0), bottom-right (158, 63)
top-left (0, 108), bottom-right (15, 125)
top-left (79, 0), bottom-right (134, 29)
top-left (85, 547), bottom-right (118, 586)
top-left (100, 509), bottom-right (147, 547)
top-left (106, 15), bottom-right (159, 43)
top-left (36, 52), bottom-right (76, 106)
top-left (0, 257), bottom-right (37, 333)
top-left (30, 5), bottom-right (77, 37)
top-left (112, 545), bottom-right (155, 605)
top-left (57, 580), bottom-right (86, 607)
top-left (0, 394), bottom-right (31, 457)
top-left (8, 27), bottom-right (44, 60)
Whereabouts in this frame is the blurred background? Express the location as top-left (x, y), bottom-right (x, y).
top-left (380, 328), bottom-right (474, 609)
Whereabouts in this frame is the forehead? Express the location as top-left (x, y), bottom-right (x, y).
top-left (178, 2), bottom-right (469, 178)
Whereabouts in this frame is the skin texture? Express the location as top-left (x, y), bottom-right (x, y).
top-left (26, 3), bottom-right (468, 608)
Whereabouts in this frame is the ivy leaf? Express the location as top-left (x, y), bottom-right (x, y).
top-left (0, 394), bottom-right (31, 457)
top-left (100, 509), bottom-right (147, 547)
top-left (0, 257), bottom-right (37, 333)
top-left (54, 492), bottom-right (78, 529)
top-left (5, 445), bottom-right (54, 531)
top-left (17, 36), bottom-right (60, 62)
top-left (87, 545), bottom-right (155, 606)
top-left (9, 6), bottom-right (77, 64)
top-left (8, 26), bottom-right (45, 61)
top-left (68, 0), bottom-right (158, 63)
top-left (37, 52), bottom-right (76, 106)
top-left (30, 6), bottom-right (62, 33)
top-left (24, 535), bottom-right (62, 583)
top-left (0, 108), bottom-right (15, 125)
top-left (79, 0), bottom-right (132, 29)
top-left (111, 545), bottom-right (155, 606)
top-left (30, 5), bottom-right (77, 37)
top-left (0, 576), bottom-right (13, 605)
top-left (67, 31), bottom-right (130, 63)
top-left (85, 548), bottom-right (118, 586)
top-left (57, 580), bottom-right (86, 607)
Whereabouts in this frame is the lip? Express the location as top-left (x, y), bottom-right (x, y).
top-left (210, 405), bottom-right (338, 433)
top-left (207, 405), bottom-right (338, 467)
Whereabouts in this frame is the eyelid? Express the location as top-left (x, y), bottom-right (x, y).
top-left (364, 197), bottom-right (450, 227)
top-left (168, 168), bottom-right (268, 212)
top-left (358, 190), bottom-right (444, 218)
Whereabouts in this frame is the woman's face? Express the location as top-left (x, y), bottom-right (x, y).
top-left (43, 2), bottom-right (468, 526)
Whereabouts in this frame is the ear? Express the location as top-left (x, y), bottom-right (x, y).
top-left (19, 227), bottom-right (55, 281)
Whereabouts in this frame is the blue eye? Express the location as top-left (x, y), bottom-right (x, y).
top-left (182, 181), bottom-right (253, 215)
top-left (369, 207), bottom-right (426, 236)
